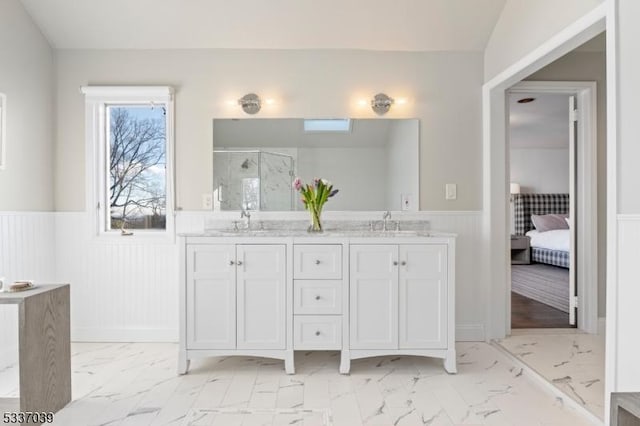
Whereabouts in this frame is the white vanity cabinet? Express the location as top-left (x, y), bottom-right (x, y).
top-left (344, 242), bottom-right (456, 374)
top-left (179, 239), bottom-right (293, 374)
top-left (179, 232), bottom-right (456, 376)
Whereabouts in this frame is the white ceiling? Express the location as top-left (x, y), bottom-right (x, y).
top-left (20, 0), bottom-right (507, 51)
top-left (509, 93), bottom-right (571, 149)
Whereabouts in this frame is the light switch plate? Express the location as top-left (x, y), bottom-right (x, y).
top-left (202, 193), bottom-right (213, 209)
top-left (445, 184), bottom-right (457, 200)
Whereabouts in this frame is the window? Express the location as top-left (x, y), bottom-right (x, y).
top-left (303, 119), bottom-right (352, 133)
top-left (82, 87), bottom-right (174, 238)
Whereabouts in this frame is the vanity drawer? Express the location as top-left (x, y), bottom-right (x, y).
top-left (294, 280), bottom-right (342, 315)
top-left (294, 245), bottom-right (342, 279)
top-left (294, 315), bottom-right (342, 350)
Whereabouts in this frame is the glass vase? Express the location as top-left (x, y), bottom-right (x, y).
top-left (308, 206), bottom-right (323, 233)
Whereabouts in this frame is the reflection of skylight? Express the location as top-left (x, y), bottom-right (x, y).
top-left (304, 119), bottom-right (351, 132)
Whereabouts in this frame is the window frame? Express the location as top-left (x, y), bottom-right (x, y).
top-left (81, 86), bottom-right (175, 241)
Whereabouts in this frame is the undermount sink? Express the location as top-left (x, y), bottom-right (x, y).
top-left (206, 229), bottom-right (273, 236)
top-left (339, 230), bottom-right (423, 237)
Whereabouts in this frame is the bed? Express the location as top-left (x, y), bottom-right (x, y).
top-left (512, 193), bottom-right (571, 313)
top-left (513, 193), bottom-right (570, 269)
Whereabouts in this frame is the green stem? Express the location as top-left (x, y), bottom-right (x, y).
top-left (310, 203), bottom-right (323, 232)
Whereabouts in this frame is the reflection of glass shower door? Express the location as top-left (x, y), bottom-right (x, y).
top-left (260, 152), bottom-right (294, 211)
top-left (213, 150), bottom-right (294, 211)
top-left (213, 151), bottom-right (260, 210)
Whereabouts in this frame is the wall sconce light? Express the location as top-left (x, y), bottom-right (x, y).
top-left (371, 93), bottom-right (395, 115)
top-left (238, 93), bottom-right (261, 114)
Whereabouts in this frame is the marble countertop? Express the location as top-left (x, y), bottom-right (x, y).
top-left (179, 219), bottom-right (456, 238)
top-left (179, 229), bottom-right (456, 238)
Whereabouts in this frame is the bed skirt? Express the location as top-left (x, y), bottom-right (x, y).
top-left (531, 247), bottom-right (570, 269)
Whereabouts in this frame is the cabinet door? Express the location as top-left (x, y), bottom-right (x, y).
top-left (399, 244), bottom-right (447, 349)
top-left (350, 245), bottom-right (398, 349)
top-left (236, 244), bottom-right (286, 350)
top-left (186, 245), bottom-right (236, 349)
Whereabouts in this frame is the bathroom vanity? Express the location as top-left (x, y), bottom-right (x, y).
top-left (178, 227), bottom-right (456, 375)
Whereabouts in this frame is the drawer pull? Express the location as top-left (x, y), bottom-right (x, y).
top-left (315, 259), bottom-right (321, 265)
top-left (237, 261), bottom-right (243, 266)
top-left (229, 260), bottom-right (235, 266)
top-left (401, 261), bottom-right (407, 266)
top-left (315, 295), bottom-right (321, 300)
top-left (315, 331), bottom-right (321, 336)
top-left (393, 261), bottom-right (398, 266)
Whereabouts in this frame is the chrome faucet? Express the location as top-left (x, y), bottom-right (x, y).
top-left (382, 211), bottom-right (391, 232)
top-left (240, 208), bottom-right (251, 230)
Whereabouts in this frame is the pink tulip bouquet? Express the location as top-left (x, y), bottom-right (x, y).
top-left (292, 177), bottom-right (339, 232)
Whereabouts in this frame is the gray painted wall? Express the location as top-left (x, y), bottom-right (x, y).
top-left (0, 0), bottom-right (54, 211)
top-left (54, 49), bottom-right (483, 212)
top-left (484, 0), bottom-right (603, 82)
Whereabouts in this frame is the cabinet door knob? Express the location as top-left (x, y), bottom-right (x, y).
top-left (315, 259), bottom-right (321, 265)
top-left (393, 261), bottom-right (398, 266)
top-left (229, 260), bottom-right (235, 266)
top-left (401, 261), bottom-right (407, 266)
top-left (315, 331), bottom-right (321, 336)
top-left (315, 295), bottom-right (321, 300)
top-left (237, 261), bottom-right (243, 266)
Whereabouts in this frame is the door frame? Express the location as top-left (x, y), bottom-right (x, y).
top-left (506, 81), bottom-right (598, 334)
top-left (482, 4), bottom-right (607, 341)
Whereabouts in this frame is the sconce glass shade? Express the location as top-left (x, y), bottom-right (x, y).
top-left (371, 93), bottom-right (394, 115)
top-left (510, 182), bottom-right (521, 194)
top-left (238, 93), bottom-right (261, 114)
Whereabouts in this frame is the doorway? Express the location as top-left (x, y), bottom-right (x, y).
top-left (507, 86), bottom-right (589, 329)
top-left (506, 81), bottom-right (599, 333)
top-left (490, 33), bottom-right (607, 421)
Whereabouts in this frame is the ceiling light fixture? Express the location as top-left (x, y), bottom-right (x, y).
top-left (238, 93), bottom-right (261, 114)
top-left (371, 93), bottom-right (394, 115)
top-left (517, 97), bottom-right (536, 104)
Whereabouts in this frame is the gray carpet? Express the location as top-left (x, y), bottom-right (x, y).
top-left (511, 263), bottom-right (570, 313)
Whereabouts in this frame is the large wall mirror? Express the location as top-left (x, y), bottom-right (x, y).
top-left (212, 118), bottom-right (419, 211)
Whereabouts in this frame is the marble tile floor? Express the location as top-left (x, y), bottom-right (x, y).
top-left (0, 342), bottom-right (599, 426)
top-left (495, 329), bottom-right (605, 421)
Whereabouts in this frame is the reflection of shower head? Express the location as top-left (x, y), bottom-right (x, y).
top-left (241, 159), bottom-right (249, 169)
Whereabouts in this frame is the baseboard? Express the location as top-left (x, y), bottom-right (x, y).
top-left (456, 324), bottom-right (485, 341)
top-left (72, 328), bottom-right (178, 342)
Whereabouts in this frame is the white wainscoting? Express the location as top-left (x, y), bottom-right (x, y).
top-left (54, 213), bottom-right (179, 341)
top-left (0, 212), bottom-right (57, 374)
top-left (411, 212), bottom-right (485, 341)
top-left (613, 215), bottom-right (640, 390)
top-left (1, 211), bottom-right (484, 342)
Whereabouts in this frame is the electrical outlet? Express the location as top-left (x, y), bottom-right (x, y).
top-left (401, 193), bottom-right (412, 211)
top-left (445, 184), bottom-right (457, 200)
top-left (202, 193), bottom-right (213, 209)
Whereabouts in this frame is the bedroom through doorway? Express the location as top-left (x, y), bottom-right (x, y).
top-left (508, 90), bottom-right (576, 329)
